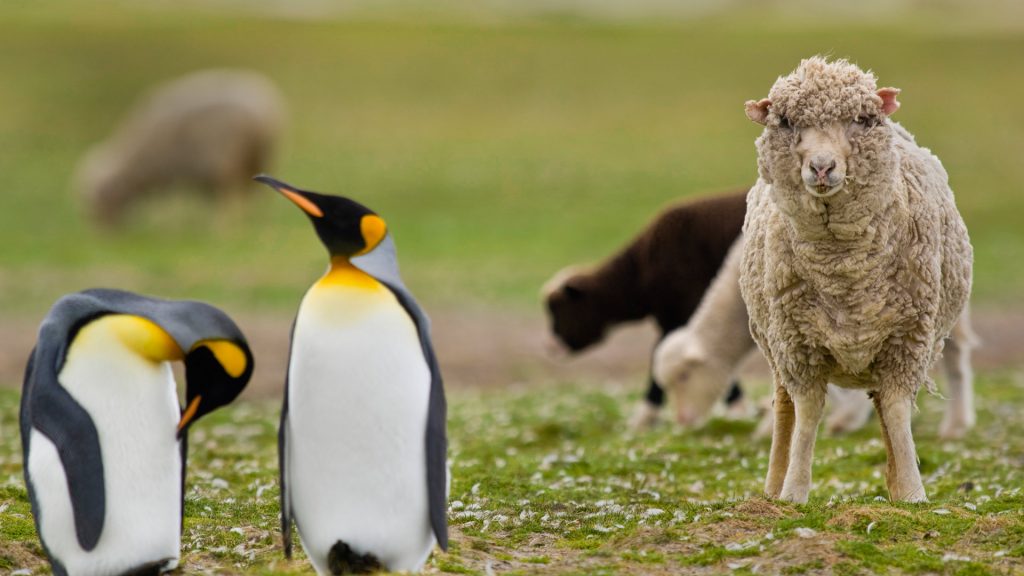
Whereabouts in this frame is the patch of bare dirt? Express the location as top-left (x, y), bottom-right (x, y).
top-left (694, 518), bottom-right (765, 546)
top-left (610, 526), bottom-right (702, 556)
top-left (956, 515), bottom-right (1018, 548)
top-left (442, 526), bottom-right (719, 576)
top-left (0, 305), bottom-right (662, 398)
top-left (750, 532), bottom-right (846, 575)
top-left (1, 304), bottom-right (1022, 399)
top-left (951, 516), bottom-right (1024, 574)
top-left (732, 498), bottom-right (797, 520)
top-left (442, 529), bottom-right (567, 575)
top-left (826, 505), bottom-right (912, 530)
top-left (439, 528), bottom-right (618, 576)
top-left (0, 540), bottom-right (47, 573)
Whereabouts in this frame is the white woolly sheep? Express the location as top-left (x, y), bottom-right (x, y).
top-left (651, 236), bottom-right (754, 429)
top-left (653, 235), bottom-right (975, 438)
top-left (74, 69), bottom-right (286, 227)
top-left (739, 57), bottom-right (973, 503)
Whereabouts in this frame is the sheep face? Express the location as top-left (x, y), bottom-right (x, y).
top-left (745, 57), bottom-right (902, 202)
top-left (652, 329), bottom-right (730, 427)
top-left (543, 267), bottom-right (609, 352)
top-left (75, 146), bottom-right (132, 227)
top-left (794, 123), bottom-right (852, 198)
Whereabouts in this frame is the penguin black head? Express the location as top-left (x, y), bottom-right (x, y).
top-left (178, 338), bottom-right (254, 438)
top-left (255, 175), bottom-right (387, 259)
top-left (29, 289), bottom-right (254, 440)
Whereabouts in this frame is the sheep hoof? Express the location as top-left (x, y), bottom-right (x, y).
top-left (628, 401), bottom-right (661, 431)
top-left (893, 490), bottom-right (929, 503)
top-left (938, 415), bottom-right (974, 441)
top-left (778, 487), bottom-right (810, 504)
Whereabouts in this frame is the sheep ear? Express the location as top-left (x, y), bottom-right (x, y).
top-left (744, 98), bottom-right (771, 125)
top-left (877, 87), bottom-right (901, 116)
top-left (562, 282), bottom-right (585, 301)
top-left (684, 340), bottom-right (707, 363)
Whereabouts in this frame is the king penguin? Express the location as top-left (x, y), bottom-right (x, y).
top-left (20, 289), bottom-right (253, 576)
top-left (255, 175), bottom-right (448, 575)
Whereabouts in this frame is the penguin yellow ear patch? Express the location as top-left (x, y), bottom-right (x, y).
top-left (358, 215), bottom-right (387, 255)
top-left (193, 340), bottom-right (248, 378)
top-left (280, 188), bottom-right (324, 218)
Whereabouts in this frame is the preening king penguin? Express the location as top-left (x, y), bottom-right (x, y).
top-left (255, 175), bottom-right (448, 575)
top-left (20, 289), bottom-right (253, 576)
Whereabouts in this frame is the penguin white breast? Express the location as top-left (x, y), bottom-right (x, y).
top-left (27, 317), bottom-right (182, 575)
top-left (287, 270), bottom-right (434, 573)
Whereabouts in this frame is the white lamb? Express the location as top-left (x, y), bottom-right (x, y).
top-left (653, 235), bottom-right (976, 439)
top-left (739, 57), bottom-right (972, 503)
top-left (75, 69), bottom-right (287, 227)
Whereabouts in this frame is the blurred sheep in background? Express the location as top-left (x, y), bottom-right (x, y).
top-left (74, 69), bottom-right (287, 228)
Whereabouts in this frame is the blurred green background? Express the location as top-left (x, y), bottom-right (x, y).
top-left (1, 0), bottom-right (1021, 319)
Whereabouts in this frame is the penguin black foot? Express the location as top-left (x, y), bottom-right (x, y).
top-left (328, 541), bottom-right (383, 575)
top-left (118, 558), bottom-right (175, 576)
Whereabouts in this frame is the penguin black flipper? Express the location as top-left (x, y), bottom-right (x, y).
top-left (279, 319), bottom-right (296, 559)
top-left (21, 342), bottom-right (107, 552)
top-left (378, 281), bottom-right (449, 551)
top-left (279, 398), bottom-right (293, 558)
top-left (21, 347), bottom-right (81, 576)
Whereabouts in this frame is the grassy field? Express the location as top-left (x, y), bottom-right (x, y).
top-left (2, 2), bottom-right (1023, 575)
top-left (2, 375), bottom-right (1023, 575)
top-left (0, 4), bottom-right (1023, 316)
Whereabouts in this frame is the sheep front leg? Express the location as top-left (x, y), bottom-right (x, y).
top-left (938, 326), bottom-right (975, 440)
top-left (778, 386), bottom-right (826, 503)
top-left (628, 377), bottom-right (664, 431)
top-left (873, 390), bottom-right (928, 502)
top-left (765, 384), bottom-right (795, 498)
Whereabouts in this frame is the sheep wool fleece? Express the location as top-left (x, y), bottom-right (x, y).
top-left (740, 56), bottom-right (973, 397)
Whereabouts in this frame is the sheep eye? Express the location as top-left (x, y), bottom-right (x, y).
top-left (854, 115), bottom-right (877, 128)
top-left (778, 115), bottom-right (792, 130)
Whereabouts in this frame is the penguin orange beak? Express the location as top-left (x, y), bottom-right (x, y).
top-left (177, 395), bottom-right (202, 436)
top-left (254, 174), bottom-right (324, 218)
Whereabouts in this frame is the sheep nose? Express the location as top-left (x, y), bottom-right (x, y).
top-left (810, 157), bottom-right (837, 181)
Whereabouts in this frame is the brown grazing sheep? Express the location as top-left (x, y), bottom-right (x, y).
top-left (75, 69), bottom-right (287, 227)
top-left (543, 190), bottom-right (747, 427)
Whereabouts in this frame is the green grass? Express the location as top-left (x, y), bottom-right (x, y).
top-left (2, 374), bottom-right (1023, 574)
top-left (0, 4), bottom-right (1022, 573)
top-left (0, 4), bottom-right (1022, 318)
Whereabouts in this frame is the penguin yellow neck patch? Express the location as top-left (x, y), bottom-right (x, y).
top-left (87, 314), bottom-right (184, 363)
top-left (318, 257), bottom-right (383, 291)
top-left (191, 340), bottom-right (248, 378)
